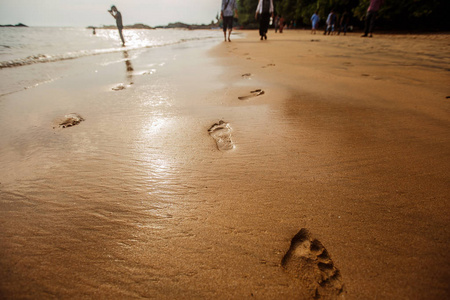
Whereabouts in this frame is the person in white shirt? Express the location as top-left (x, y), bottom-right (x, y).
top-left (221, 0), bottom-right (238, 42)
top-left (255, 0), bottom-right (274, 40)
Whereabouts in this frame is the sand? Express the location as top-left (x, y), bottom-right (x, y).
top-left (0, 30), bottom-right (449, 299)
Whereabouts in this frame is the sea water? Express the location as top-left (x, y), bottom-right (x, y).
top-left (0, 27), bottom-right (220, 95)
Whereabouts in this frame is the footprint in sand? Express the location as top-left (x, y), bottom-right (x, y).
top-left (281, 228), bottom-right (345, 299)
top-left (262, 63), bottom-right (276, 68)
top-left (241, 73), bottom-right (252, 78)
top-left (58, 113), bottom-right (85, 129)
top-left (208, 121), bottom-right (234, 151)
top-left (112, 83), bottom-right (126, 91)
top-left (238, 89), bottom-right (265, 100)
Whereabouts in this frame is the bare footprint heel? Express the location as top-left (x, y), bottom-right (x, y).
top-left (282, 228), bottom-right (345, 298)
top-left (208, 120), bottom-right (235, 151)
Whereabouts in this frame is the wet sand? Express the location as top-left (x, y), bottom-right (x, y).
top-left (1, 30), bottom-right (449, 299)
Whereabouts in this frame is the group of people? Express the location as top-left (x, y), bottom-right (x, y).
top-left (220, 0), bottom-right (384, 41)
top-left (310, 10), bottom-right (350, 36)
top-left (107, 0), bottom-right (383, 48)
top-left (316, 0), bottom-right (383, 38)
top-left (221, 0), bottom-right (274, 42)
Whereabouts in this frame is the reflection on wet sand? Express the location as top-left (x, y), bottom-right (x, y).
top-left (123, 50), bottom-right (134, 85)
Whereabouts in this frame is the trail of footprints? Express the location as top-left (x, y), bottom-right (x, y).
top-left (282, 228), bottom-right (345, 299)
top-left (55, 54), bottom-right (344, 298)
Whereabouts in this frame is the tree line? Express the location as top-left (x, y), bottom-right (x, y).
top-left (236, 0), bottom-right (450, 31)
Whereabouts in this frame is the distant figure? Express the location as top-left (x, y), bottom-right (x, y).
top-left (221, 0), bottom-right (238, 42)
top-left (255, 0), bottom-right (274, 40)
top-left (362, 0), bottom-right (384, 37)
top-left (92, 27), bottom-right (96, 35)
top-left (278, 16), bottom-right (285, 33)
top-left (274, 15), bottom-right (279, 33)
top-left (338, 11), bottom-right (349, 35)
top-left (311, 11), bottom-right (320, 34)
top-left (324, 10), bottom-right (336, 35)
top-left (108, 5), bottom-right (125, 46)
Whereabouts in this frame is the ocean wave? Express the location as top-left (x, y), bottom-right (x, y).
top-left (0, 36), bottom-right (215, 69)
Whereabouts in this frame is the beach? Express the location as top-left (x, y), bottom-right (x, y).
top-left (0, 29), bottom-right (449, 299)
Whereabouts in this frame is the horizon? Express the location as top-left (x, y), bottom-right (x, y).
top-left (0, 0), bottom-right (221, 28)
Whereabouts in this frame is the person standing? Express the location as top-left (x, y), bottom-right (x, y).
top-left (338, 11), bottom-right (349, 35)
top-left (278, 15), bottom-right (285, 33)
top-left (108, 5), bottom-right (125, 46)
top-left (324, 10), bottom-right (336, 35)
top-left (255, 0), bottom-right (274, 40)
top-left (221, 0), bottom-right (238, 42)
top-left (311, 11), bottom-right (320, 34)
top-left (361, 0), bottom-right (384, 37)
top-left (274, 15), bottom-right (279, 33)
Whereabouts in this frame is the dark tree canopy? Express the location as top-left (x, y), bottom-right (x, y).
top-left (236, 0), bottom-right (450, 30)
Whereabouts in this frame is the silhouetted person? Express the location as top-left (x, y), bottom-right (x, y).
top-left (338, 11), bottom-right (349, 35)
top-left (221, 0), bottom-right (238, 42)
top-left (274, 15), bottom-right (279, 33)
top-left (278, 16), bottom-right (285, 33)
top-left (362, 0), bottom-right (384, 37)
top-left (108, 5), bottom-right (125, 46)
top-left (255, 0), bottom-right (274, 40)
top-left (92, 27), bottom-right (96, 35)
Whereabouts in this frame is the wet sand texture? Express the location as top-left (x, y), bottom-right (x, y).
top-left (282, 228), bottom-right (345, 299)
top-left (0, 30), bottom-right (449, 299)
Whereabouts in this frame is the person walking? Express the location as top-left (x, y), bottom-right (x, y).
top-left (108, 5), bottom-right (125, 46)
top-left (221, 0), bottom-right (238, 42)
top-left (255, 0), bottom-right (274, 40)
top-left (324, 10), bottom-right (336, 35)
top-left (311, 11), bottom-right (320, 34)
top-left (338, 10), bottom-right (349, 35)
top-left (361, 0), bottom-right (384, 37)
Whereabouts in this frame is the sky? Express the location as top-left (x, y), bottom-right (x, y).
top-left (0, 0), bottom-right (222, 27)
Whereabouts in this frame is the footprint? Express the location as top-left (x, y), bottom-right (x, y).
top-left (238, 89), bottom-right (265, 100)
top-left (58, 113), bottom-right (85, 129)
top-left (208, 121), bottom-right (234, 151)
top-left (281, 228), bottom-right (345, 299)
top-left (112, 83), bottom-right (126, 91)
top-left (261, 63), bottom-right (276, 68)
top-left (241, 73), bottom-right (252, 78)
top-left (361, 74), bottom-right (370, 77)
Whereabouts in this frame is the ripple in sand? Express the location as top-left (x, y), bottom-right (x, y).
top-left (208, 120), bottom-right (234, 151)
top-left (282, 228), bottom-right (345, 298)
